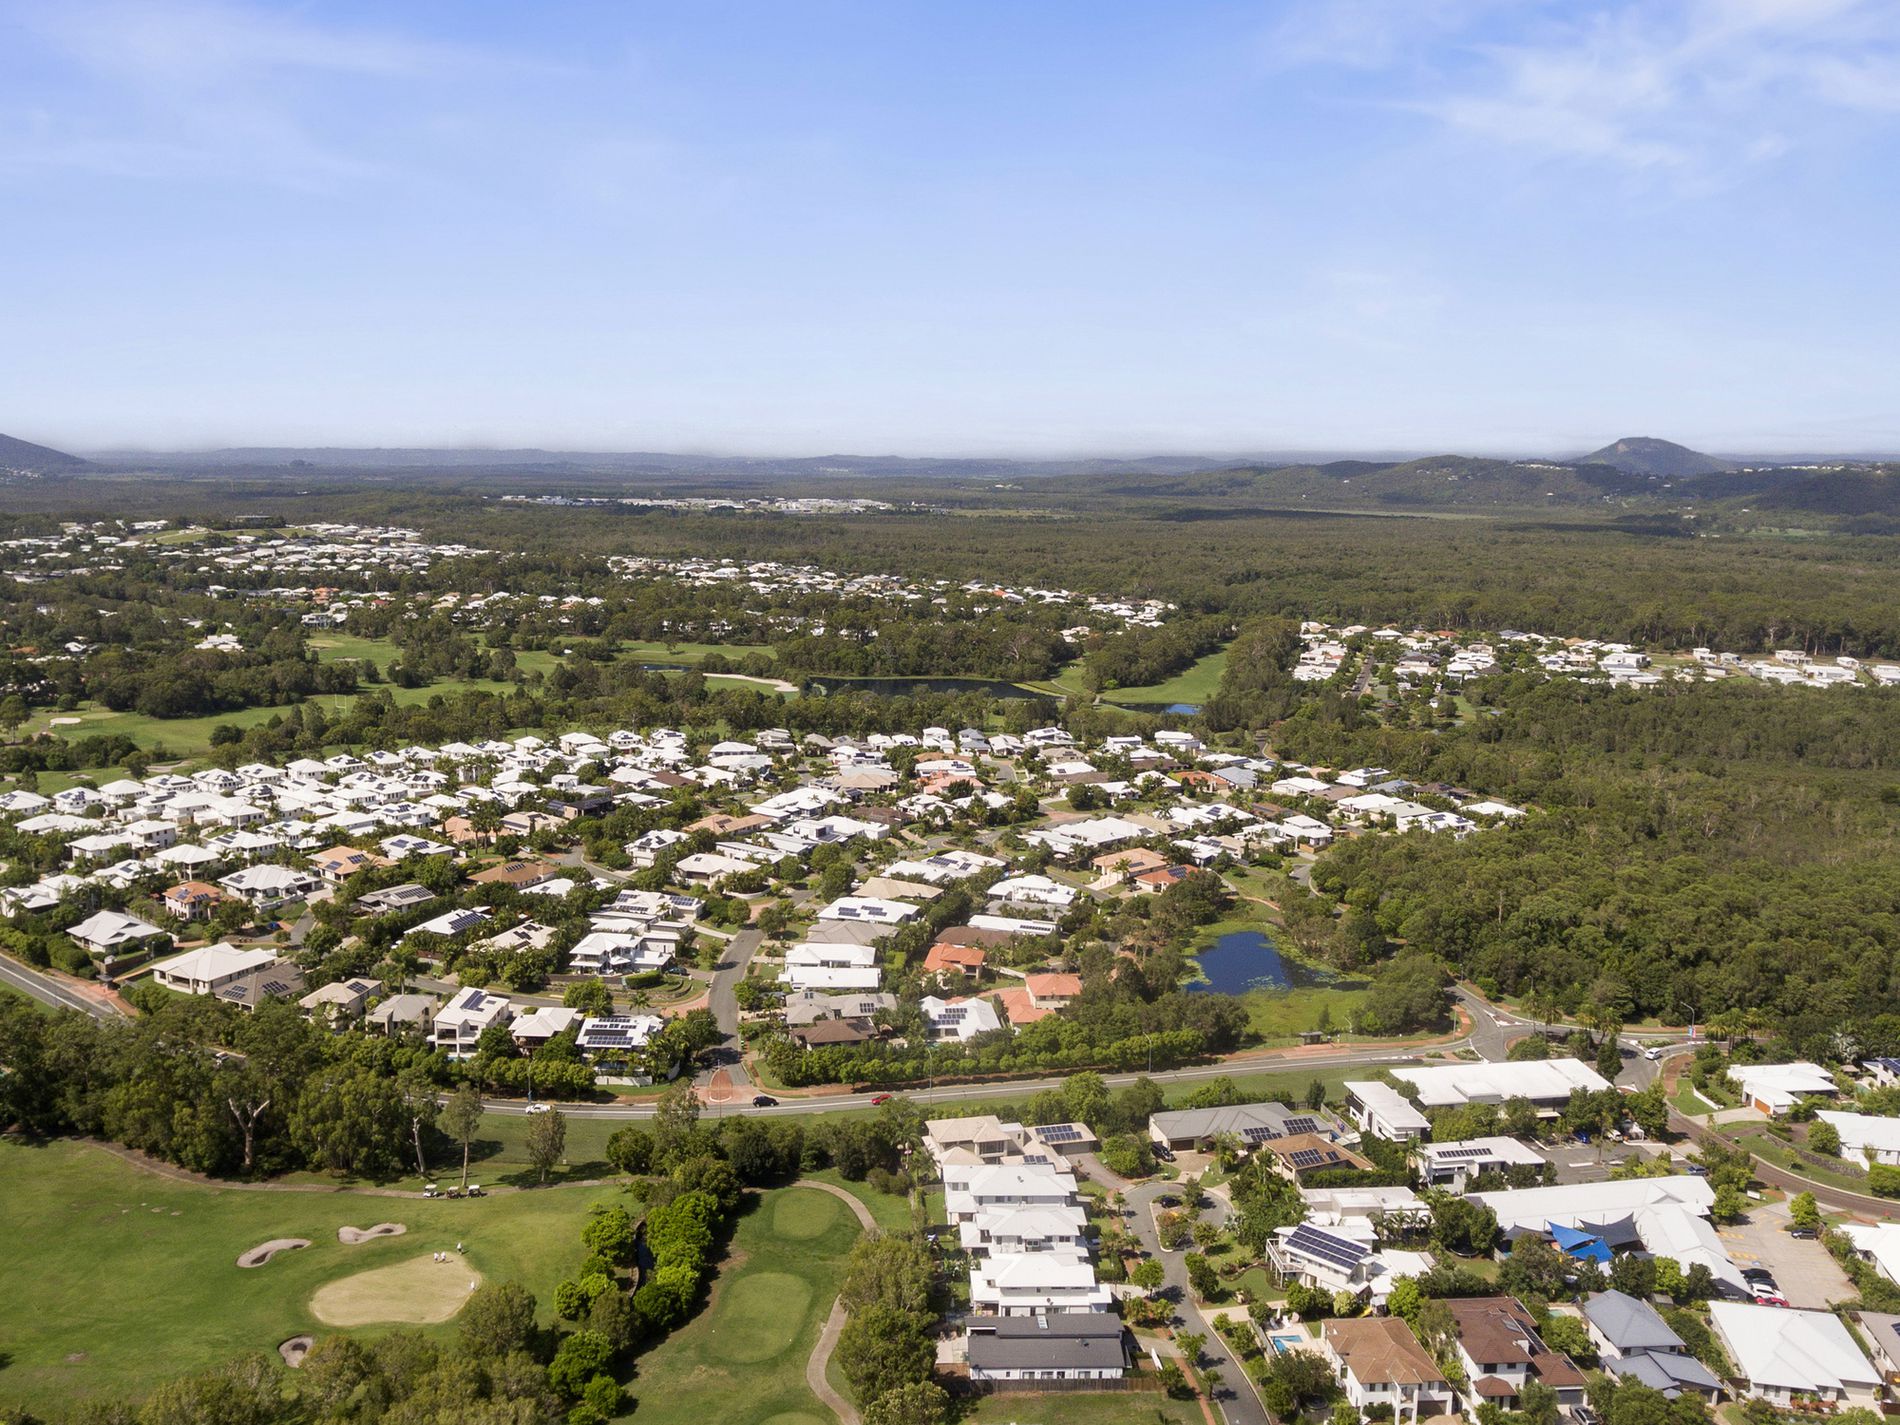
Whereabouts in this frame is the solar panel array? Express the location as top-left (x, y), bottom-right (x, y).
top-left (1287, 1223), bottom-right (1369, 1270)
top-left (938, 1006), bottom-right (969, 1022)
top-left (1435, 1145), bottom-right (1492, 1160)
top-left (1281, 1115), bottom-right (1320, 1135)
top-left (1289, 1148), bottom-right (1330, 1169)
top-left (1241, 1125), bottom-right (1282, 1143)
top-left (1039, 1124), bottom-right (1084, 1143)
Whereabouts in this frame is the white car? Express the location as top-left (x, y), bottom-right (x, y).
top-left (525, 1102), bottom-right (552, 1115)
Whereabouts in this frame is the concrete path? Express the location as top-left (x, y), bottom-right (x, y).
top-left (793, 1178), bottom-right (879, 1425)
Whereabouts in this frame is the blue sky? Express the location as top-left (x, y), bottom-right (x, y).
top-left (3, 0), bottom-right (1898, 457)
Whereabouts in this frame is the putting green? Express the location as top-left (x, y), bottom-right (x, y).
top-left (770, 1187), bottom-right (843, 1240)
top-left (309, 1253), bottom-right (484, 1327)
top-left (712, 1272), bottom-right (814, 1363)
top-left (760, 1415), bottom-right (828, 1425)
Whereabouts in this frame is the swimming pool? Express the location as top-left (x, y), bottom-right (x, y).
top-left (1268, 1332), bottom-right (1306, 1355)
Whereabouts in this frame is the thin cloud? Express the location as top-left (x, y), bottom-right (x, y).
top-left (1272, 0), bottom-right (1900, 178)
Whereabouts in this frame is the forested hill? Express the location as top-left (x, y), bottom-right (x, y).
top-left (1040, 455), bottom-right (1657, 507)
top-left (0, 432), bottom-right (89, 474)
top-left (1030, 451), bottom-right (1900, 519)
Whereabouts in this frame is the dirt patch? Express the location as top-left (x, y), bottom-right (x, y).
top-left (338, 1222), bottom-right (407, 1245)
top-left (237, 1237), bottom-right (311, 1268)
top-left (279, 1336), bottom-right (314, 1368)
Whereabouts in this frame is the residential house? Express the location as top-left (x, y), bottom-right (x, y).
top-left (367, 992), bottom-right (439, 1038)
top-left (1344, 1080), bottom-right (1432, 1142)
top-left (1320, 1316), bottom-right (1456, 1422)
top-left (1582, 1291), bottom-right (1723, 1401)
top-left (431, 987), bottom-right (513, 1057)
top-left (299, 976), bottom-right (383, 1028)
top-left (160, 880), bottom-right (224, 922)
top-left (1728, 1063), bottom-right (1840, 1116)
top-left (67, 909), bottom-right (167, 958)
top-left (965, 1315), bottom-right (1127, 1384)
top-left (150, 943), bottom-right (279, 995)
top-left (1447, 1297), bottom-right (1589, 1409)
top-left (1708, 1303), bottom-right (1880, 1407)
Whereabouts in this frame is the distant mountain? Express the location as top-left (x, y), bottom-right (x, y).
top-left (0, 432), bottom-right (90, 474)
top-left (1576, 437), bottom-right (1734, 477)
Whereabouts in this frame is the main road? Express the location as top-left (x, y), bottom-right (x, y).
top-left (0, 955), bottom-right (124, 1019)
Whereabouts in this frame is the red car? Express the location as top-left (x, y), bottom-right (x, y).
top-left (870, 1093), bottom-right (893, 1106)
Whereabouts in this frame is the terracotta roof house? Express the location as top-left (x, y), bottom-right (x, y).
top-left (1261, 1132), bottom-right (1375, 1182)
top-left (1024, 972), bottom-right (1082, 1009)
top-left (923, 943), bottom-right (988, 979)
top-left (161, 880), bottom-right (225, 921)
top-left (1133, 865), bottom-right (1195, 894)
top-left (1320, 1316), bottom-right (1456, 1422)
top-left (469, 858), bottom-right (559, 890)
top-left (309, 844), bottom-right (388, 883)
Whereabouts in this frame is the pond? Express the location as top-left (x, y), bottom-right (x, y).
top-left (1111, 701), bottom-right (1203, 715)
top-left (1188, 928), bottom-right (1327, 995)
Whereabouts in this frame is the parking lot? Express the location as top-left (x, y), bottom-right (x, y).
top-left (1717, 1200), bottom-right (1856, 1309)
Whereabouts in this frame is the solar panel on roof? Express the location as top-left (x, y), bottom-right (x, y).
top-left (1287, 1222), bottom-right (1370, 1270)
top-left (1281, 1115), bottom-right (1319, 1134)
top-left (1289, 1148), bottom-right (1329, 1169)
top-left (1437, 1145), bottom-right (1491, 1160)
top-left (1040, 1125), bottom-right (1082, 1142)
top-left (1241, 1125), bottom-right (1281, 1143)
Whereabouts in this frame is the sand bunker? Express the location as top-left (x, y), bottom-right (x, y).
top-left (310, 1253), bottom-right (484, 1327)
top-left (279, 1336), bottom-right (314, 1368)
top-left (237, 1238), bottom-right (311, 1269)
top-left (338, 1222), bottom-right (407, 1245)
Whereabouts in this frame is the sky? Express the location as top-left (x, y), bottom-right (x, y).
top-left (3, 0), bottom-right (1899, 458)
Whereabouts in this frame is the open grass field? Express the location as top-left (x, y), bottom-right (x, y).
top-left (0, 1138), bottom-right (620, 1416)
top-left (615, 1183), bottom-right (864, 1425)
top-left (1100, 647), bottom-right (1230, 707)
top-left (963, 1384), bottom-right (1201, 1425)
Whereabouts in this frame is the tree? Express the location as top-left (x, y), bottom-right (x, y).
top-left (836, 1304), bottom-right (935, 1404)
top-left (840, 1233), bottom-right (936, 1314)
top-left (1185, 1252), bottom-right (1220, 1300)
top-left (1626, 1083), bottom-right (1668, 1140)
top-left (864, 1381), bottom-right (949, 1425)
top-left (441, 1083), bottom-right (485, 1192)
top-left (459, 1281), bottom-right (537, 1356)
top-left (1131, 1258), bottom-right (1166, 1293)
top-left (1710, 1183), bottom-right (1748, 1223)
top-left (1429, 1194), bottom-right (1498, 1256)
top-left (526, 1106), bottom-right (568, 1184)
top-left (562, 979), bottom-right (614, 1017)
top-left (654, 1078), bottom-right (702, 1160)
top-left (582, 1203), bottom-right (638, 1266)
top-left (1386, 1276), bottom-right (1423, 1323)
top-left (547, 1328), bottom-right (614, 1399)
top-left (1790, 1190), bottom-right (1822, 1231)
top-left (1809, 1119), bottom-right (1842, 1156)
top-left (397, 1068), bottom-right (437, 1180)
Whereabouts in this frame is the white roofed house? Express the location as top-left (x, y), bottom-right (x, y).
top-left (970, 1252), bottom-right (1112, 1315)
top-left (66, 908), bottom-right (168, 959)
top-left (1815, 1110), bottom-right (1900, 1165)
top-left (150, 943), bottom-right (279, 995)
top-left (1390, 1058), bottom-right (1610, 1112)
top-left (1709, 1302), bottom-right (1881, 1407)
top-left (957, 1203), bottom-right (1091, 1257)
top-left (431, 986), bottom-right (513, 1058)
top-left (218, 863), bottom-right (320, 907)
top-left (942, 1162), bottom-right (1080, 1223)
top-left (1416, 1136), bottom-right (1545, 1191)
top-left (1345, 1080), bottom-right (1432, 1142)
top-left (1727, 1062), bottom-right (1841, 1116)
top-left (921, 994), bottom-right (1004, 1042)
top-left (816, 896), bottom-right (917, 925)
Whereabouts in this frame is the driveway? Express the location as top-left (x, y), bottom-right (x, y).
top-left (1717, 1201), bottom-right (1856, 1309)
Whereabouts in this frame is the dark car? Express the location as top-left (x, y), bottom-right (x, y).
top-left (752, 1094), bottom-right (778, 1108)
top-left (1152, 1143), bottom-right (1176, 1162)
top-left (1788, 1226), bottom-right (1819, 1239)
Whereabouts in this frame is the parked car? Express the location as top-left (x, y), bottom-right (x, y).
top-left (1789, 1225), bottom-right (1820, 1240)
top-left (752, 1094), bottom-right (778, 1108)
top-left (1152, 1143), bottom-right (1176, 1162)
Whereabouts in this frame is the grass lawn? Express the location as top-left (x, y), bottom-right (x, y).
top-left (0, 1137), bottom-right (621, 1415)
top-left (1101, 647), bottom-right (1230, 706)
top-left (616, 1182), bottom-right (864, 1425)
top-left (962, 1384), bottom-right (1200, 1425)
top-left (1238, 981), bottom-right (1371, 1044)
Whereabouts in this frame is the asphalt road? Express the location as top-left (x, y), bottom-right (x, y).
top-left (482, 1040), bottom-right (1457, 1119)
top-left (699, 926), bottom-right (763, 1091)
top-left (0, 955), bottom-right (120, 1019)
